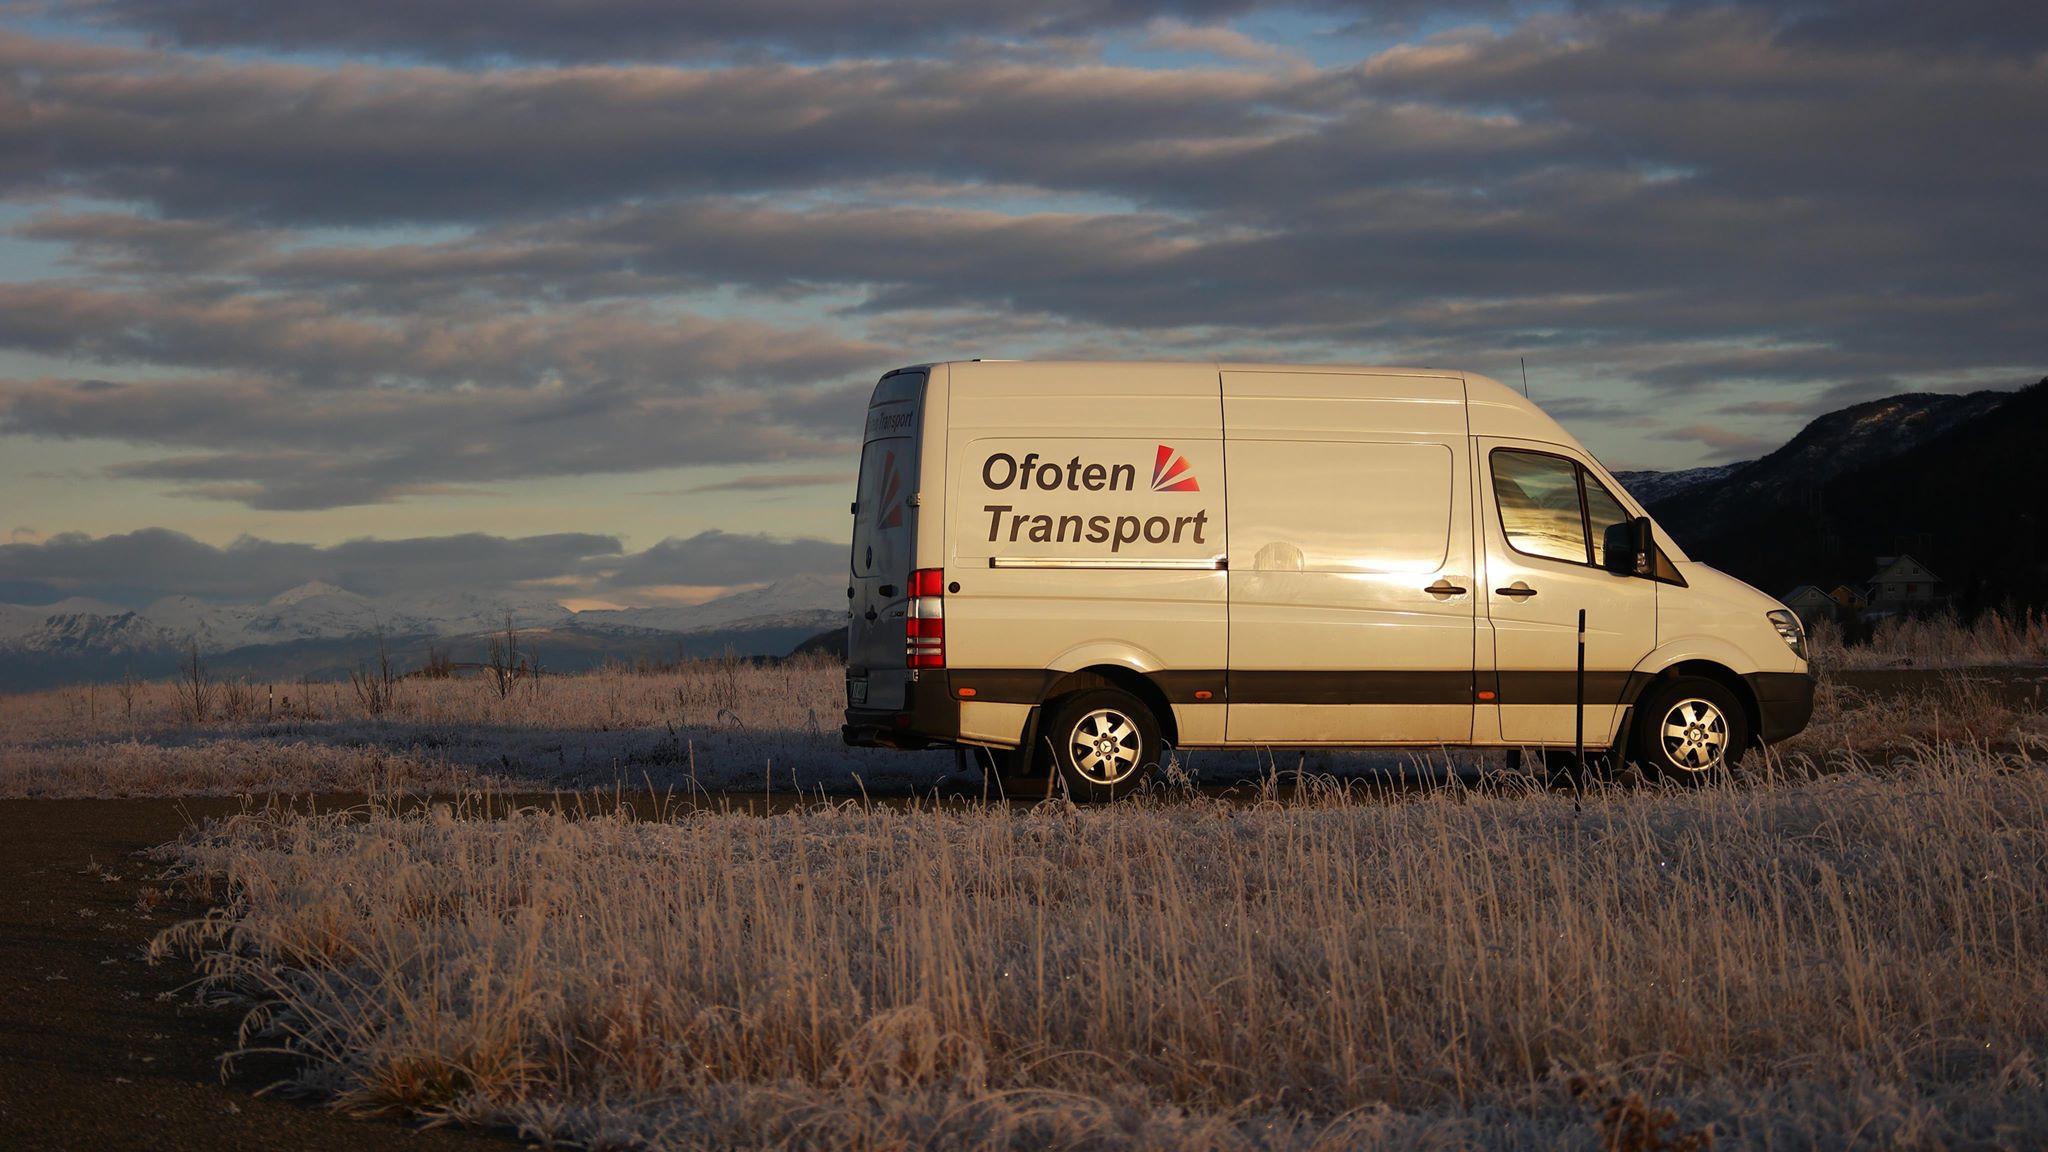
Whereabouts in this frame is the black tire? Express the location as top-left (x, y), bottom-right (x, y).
top-left (1043, 688), bottom-right (1161, 802)
top-left (1629, 676), bottom-right (1750, 784)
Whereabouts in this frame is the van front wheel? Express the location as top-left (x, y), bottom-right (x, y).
top-left (1044, 688), bottom-right (1159, 803)
top-left (1629, 676), bottom-right (1749, 784)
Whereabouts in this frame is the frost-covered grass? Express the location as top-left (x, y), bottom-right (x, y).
top-left (151, 750), bottom-right (2048, 1150)
top-left (5, 642), bottom-right (2047, 797)
top-left (0, 655), bottom-right (968, 798)
top-left (1809, 609), bottom-right (2048, 670)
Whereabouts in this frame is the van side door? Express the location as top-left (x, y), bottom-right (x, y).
top-left (1223, 371), bottom-right (1477, 744)
top-left (1477, 439), bottom-right (1657, 747)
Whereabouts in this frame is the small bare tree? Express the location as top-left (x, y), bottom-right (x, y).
top-left (487, 613), bottom-right (521, 699)
top-left (350, 632), bottom-right (396, 717)
top-left (420, 644), bottom-right (456, 679)
top-left (175, 639), bottom-right (216, 725)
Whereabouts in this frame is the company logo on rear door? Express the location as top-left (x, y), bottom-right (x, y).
top-left (877, 449), bottom-right (904, 529)
top-left (1150, 445), bottom-right (1199, 492)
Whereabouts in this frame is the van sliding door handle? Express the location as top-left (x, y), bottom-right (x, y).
top-left (1495, 582), bottom-right (1538, 599)
top-left (1424, 579), bottom-right (1467, 597)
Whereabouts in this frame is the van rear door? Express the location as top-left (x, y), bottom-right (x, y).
top-left (847, 369), bottom-right (926, 711)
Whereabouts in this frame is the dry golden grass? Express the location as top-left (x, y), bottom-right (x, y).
top-left (11, 610), bottom-right (2048, 800)
top-left (1809, 609), bottom-right (2048, 671)
top-left (151, 749), bottom-right (2048, 1150)
top-left (1775, 671), bottom-right (2048, 769)
top-left (0, 655), bottom-right (967, 798)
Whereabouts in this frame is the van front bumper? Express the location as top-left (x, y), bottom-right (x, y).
top-left (842, 670), bottom-right (962, 750)
top-left (1746, 671), bottom-right (1817, 744)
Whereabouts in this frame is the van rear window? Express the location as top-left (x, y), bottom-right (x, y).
top-left (851, 437), bottom-right (911, 576)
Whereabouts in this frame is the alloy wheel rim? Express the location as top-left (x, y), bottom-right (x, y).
top-left (1660, 698), bottom-right (1728, 771)
top-left (1068, 708), bottom-right (1141, 784)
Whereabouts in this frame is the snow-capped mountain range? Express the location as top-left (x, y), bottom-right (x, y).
top-left (0, 576), bottom-right (843, 658)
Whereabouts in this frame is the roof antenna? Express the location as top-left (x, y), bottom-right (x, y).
top-left (1519, 357), bottom-right (1531, 399)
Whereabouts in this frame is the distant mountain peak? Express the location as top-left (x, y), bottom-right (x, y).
top-left (266, 580), bottom-right (366, 606)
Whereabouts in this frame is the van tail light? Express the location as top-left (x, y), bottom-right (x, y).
top-left (905, 567), bottom-right (945, 668)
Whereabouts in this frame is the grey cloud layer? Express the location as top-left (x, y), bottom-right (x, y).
top-left (1, 1), bottom-right (2042, 508)
top-left (0, 527), bottom-right (619, 604)
top-left (1, 374), bottom-right (863, 508)
top-left (0, 527), bottom-right (839, 605)
top-left (597, 530), bottom-right (842, 590)
top-left (3, 37), bottom-right (1292, 224)
top-left (68, 1), bottom-right (2046, 61)
top-left (64, 0), bottom-right (1476, 61)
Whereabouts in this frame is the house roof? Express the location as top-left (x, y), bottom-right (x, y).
top-left (1869, 553), bottom-right (1941, 583)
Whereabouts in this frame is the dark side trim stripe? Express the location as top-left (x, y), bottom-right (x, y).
top-left (945, 668), bottom-right (1650, 707)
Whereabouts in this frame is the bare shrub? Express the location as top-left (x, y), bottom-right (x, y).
top-left (174, 639), bottom-right (216, 725)
top-left (486, 614), bottom-right (524, 700)
top-left (417, 645), bottom-right (456, 680)
top-left (348, 634), bottom-right (397, 718)
top-left (218, 677), bottom-right (258, 723)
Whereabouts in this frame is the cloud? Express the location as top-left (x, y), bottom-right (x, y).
top-left (0, 525), bottom-right (842, 606)
top-left (1650, 422), bottom-right (1780, 461)
top-left (596, 529), bottom-right (840, 590)
top-left (1, 33), bottom-right (1294, 224)
top-left (0, 1), bottom-right (2042, 508)
top-left (681, 472), bottom-right (846, 494)
top-left (1138, 19), bottom-right (1304, 66)
top-left (0, 373), bottom-right (869, 508)
top-left (0, 527), bottom-right (623, 604)
top-left (127, 1), bottom-right (2036, 66)
top-left (0, 282), bottom-right (881, 390)
top-left (62, 0), bottom-right (1249, 60)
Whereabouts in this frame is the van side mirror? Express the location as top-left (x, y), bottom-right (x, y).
top-left (1603, 516), bottom-right (1654, 577)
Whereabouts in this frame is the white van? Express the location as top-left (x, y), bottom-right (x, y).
top-left (842, 361), bottom-right (1814, 799)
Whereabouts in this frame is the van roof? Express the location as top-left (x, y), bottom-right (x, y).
top-left (919, 359), bottom-right (1579, 454)
top-left (929, 358), bottom-right (1460, 376)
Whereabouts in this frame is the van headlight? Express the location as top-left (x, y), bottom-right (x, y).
top-left (1766, 609), bottom-right (1807, 661)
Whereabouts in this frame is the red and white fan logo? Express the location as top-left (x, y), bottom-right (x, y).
top-left (1150, 445), bottom-right (1199, 492)
top-left (877, 450), bottom-right (905, 528)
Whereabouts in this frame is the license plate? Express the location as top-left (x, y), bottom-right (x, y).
top-left (848, 677), bottom-right (868, 705)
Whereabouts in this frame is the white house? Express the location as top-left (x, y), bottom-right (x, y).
top-left (1866, 554), bottom-right (1942, 610)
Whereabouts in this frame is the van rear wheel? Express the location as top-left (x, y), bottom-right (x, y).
top-left (1044, 688), bottom-right (1159, 803)
top-left (1629, 676), bottom-right (1749, 784)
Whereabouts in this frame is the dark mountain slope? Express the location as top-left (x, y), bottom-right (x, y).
top-left (1640, 389), bottom-right (2010, 546)
top-left (1646, 380), bottom-right (2047, 608)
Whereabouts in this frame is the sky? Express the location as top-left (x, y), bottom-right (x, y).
top-left (0, 1), bottom-right (2041, 609)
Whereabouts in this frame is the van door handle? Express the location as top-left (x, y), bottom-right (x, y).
top-left (1495, 582), bottom-right (1538, 599)
top-left (1425, 579), bottom-right (1467, 597)
top-left (878, 584), bottom-right (898, 597)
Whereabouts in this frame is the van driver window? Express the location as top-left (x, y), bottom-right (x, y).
top-left (1584, 474), bottom-right (1630, 568)
top-left (1491, 449), bottom-right (1587, 563)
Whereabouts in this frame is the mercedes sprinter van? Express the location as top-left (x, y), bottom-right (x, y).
top-left (842, 361), bottom-right (1814, 800)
